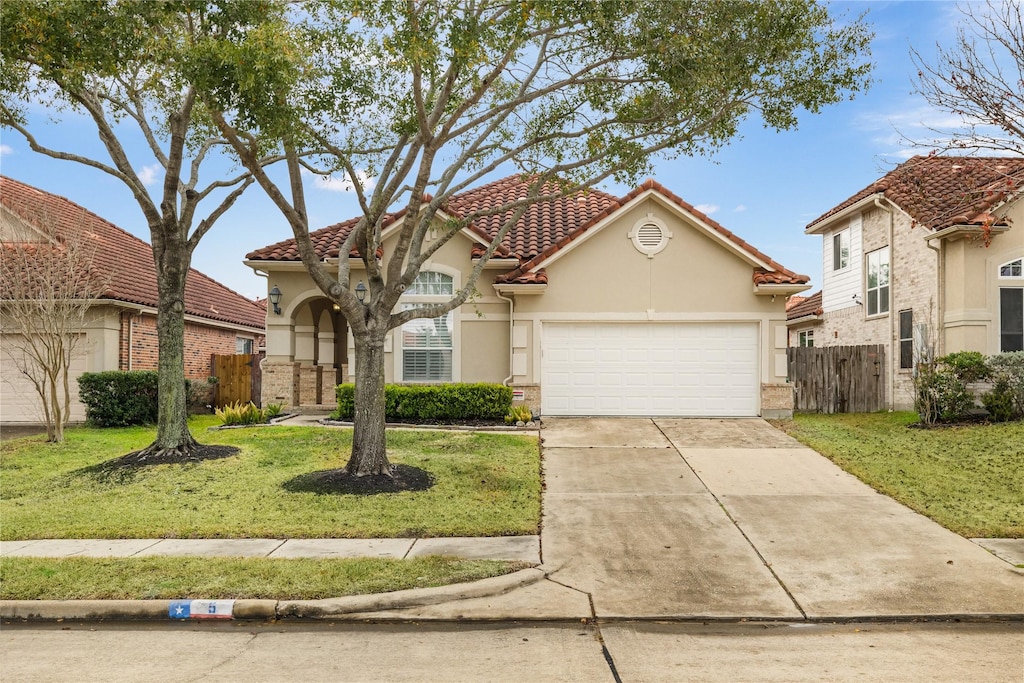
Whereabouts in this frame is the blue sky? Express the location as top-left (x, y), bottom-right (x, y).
top-left (0, 1), bottom-right (968, 300)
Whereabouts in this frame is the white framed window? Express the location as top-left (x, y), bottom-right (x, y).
top-left (236, 337), bottom-right (253, 354)
top-left (833, 229), bottom-right (850, 271)
top-left (798, 330), bottom-right (814, 347)
top-left (866, 247), bottom-right (889, 317)
top-left (999, 257), bottom-right (1023, 279)
top-left (399, 270), bottom-right (457, 382)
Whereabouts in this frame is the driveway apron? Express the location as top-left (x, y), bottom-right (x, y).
top-left (541, 417), bottom-right (1023, 620)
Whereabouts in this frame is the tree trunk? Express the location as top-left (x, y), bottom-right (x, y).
top-left (141, 233), bottom-right (198, 458)
top-left (347, 332), bottom-right (391, 476)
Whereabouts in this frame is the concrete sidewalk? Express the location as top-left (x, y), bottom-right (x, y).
top-left (0, 536), bottom-right (540, 564)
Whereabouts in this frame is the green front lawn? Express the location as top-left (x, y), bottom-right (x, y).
top-left (777, 412), bottom-right (1024, 538)
top-left (1, 416), bottom-right (541, 540)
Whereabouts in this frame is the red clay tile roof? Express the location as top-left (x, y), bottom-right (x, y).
top-left (807, 155), bottom-right (1024, 232)
top-left (1, 175), bottom-right (266, 331)
top-left (248, 174), bottom-right (807, 287)
top-left (786, 291), bottom-right (822, 321)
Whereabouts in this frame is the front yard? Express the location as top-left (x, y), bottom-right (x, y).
top-left (1, 416), bottom-right (540, 540)
top-left (0, 417), bottom-right (540, 600)
top-left (777, 412), bottom-right (1024, 538)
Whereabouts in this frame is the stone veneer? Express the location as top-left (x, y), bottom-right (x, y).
top-left (760, 383), bottom-right (794, 419)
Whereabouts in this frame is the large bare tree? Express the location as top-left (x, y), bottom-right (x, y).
top-left (0, 1), bottom-right (284, 459)
top-left (1, 207), bottom-right (112, 442)
top-left (198, 0), bottom-right (872, 478)
top-left (911, 0), bottom-right (1024, 154)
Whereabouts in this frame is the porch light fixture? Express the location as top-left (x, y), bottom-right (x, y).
top-left (268, 285), bottom-right (283, 315)
top-left (355, 280), bottom-right (367, 304)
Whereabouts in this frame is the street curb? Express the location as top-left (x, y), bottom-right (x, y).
top-left (278, 567), bottom-right (548, 619)
top-left (0, 568), bottom-right (547, 622)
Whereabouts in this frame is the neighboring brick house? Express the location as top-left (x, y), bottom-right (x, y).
top-left (247, 175), bottom-right (809, 417)
top-left (1, 175), bottom-right (266, 424)
top-left (786, 291), bottom-right (822, 347)
top-left (794, 156), bottom-right (1024, 410)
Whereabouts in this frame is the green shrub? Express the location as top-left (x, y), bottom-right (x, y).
top-left (215, 401), bottom-right (267, 426)
top-left (914, 364), bottom-right (973, 426)
top-left (982, 379), bottom-right (1016, 422)
top-left (937, 351), bottom-right (991, 383)
top-left (265, 403), bottom-right (284, 419)
top-left (505, 405), bottom-right (533, 424)
top-left (78, 371), bottom-right (196, 427)
top-left (987, 351), bottom-right (1024, 417)
top-left (333, 383), bottom-right (513, 421)
top-left (78, 371), bottom-right (155, 427)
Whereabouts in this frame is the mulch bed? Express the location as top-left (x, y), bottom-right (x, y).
top-left (282, 464), bottom-right (435, 496)
top-left (82, 444), bottom-right (239, 476)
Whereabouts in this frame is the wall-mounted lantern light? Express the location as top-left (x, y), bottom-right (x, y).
top-left (268, 285), bottom-right (283, 315)
top-left (355, 281), bottom-right (367, 305)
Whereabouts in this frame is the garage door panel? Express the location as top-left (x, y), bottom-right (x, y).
top-left (541, 322), bottom-right (758, 417)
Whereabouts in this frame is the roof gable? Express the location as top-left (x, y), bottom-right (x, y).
top-left (807, 155), bottom-right (1024, 233)
top-left (0, 175), bottom-right (266, 331)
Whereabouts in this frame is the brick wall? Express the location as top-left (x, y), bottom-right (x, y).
top-left (819, 206), bottom-right (938, 410)
top-left (119, 313), bottom-right (246, 379)
top-left (760, 383), bottom-right (794, 418)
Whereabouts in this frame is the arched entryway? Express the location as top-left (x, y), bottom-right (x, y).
top-left (294, 297), bottom-right (349, 406)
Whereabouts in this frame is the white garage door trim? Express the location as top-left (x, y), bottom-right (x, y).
top-left (541, 322), bottom-right (759, 417)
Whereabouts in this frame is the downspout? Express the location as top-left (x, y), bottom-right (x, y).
top-left (874, 196), bottom-right (896, 410)
top-left (925, 236), bottom-right (943, 358)
top-left (496, 290), bottom-right (515, 386)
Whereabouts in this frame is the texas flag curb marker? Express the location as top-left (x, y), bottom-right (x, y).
top-left (169, 599), bottom-right (235, 619)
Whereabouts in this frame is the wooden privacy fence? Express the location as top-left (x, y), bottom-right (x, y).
top-left (787, 345), bottom-right (885, 413)
top-left (211, 353), bottom-right (263, 408)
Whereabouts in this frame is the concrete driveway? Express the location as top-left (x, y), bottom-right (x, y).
top-left (541, 417), bottom-right (1023, 620)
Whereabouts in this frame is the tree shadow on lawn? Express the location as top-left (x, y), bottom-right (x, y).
top-left (75, 444), bottom-right (240, 483)
top-left (282, 464), bottom-right (434, 496)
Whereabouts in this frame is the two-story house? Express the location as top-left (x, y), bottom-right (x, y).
top-left (793, 156), bottom-right (1024, 410)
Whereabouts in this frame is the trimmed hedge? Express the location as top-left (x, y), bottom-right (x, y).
top-left (77, 371), bottom-right (191, 427)
top-left (334, 383), bottom-right (513, 421)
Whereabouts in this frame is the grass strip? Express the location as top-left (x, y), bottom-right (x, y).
top-left (1, 417), bottom-right (541, 540)
top-left (0, 556), bottom-right (527, 601)
top-left (777, 412), bottom-right (1024, 538)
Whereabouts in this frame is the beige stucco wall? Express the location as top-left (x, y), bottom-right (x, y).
top-left (941, 199), bottom-right (1024, 356)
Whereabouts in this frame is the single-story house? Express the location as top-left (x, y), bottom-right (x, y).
top-left (246, 176), bottom-right (809, 418)
top-left (0, 175), bottom-right (267, 424)
top-left (792, 155), bottom-right (1024, 409)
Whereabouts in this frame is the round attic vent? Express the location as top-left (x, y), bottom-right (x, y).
top-left (629, 217), bottom-right (671, 257)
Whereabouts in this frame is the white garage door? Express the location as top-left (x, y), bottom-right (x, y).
top-left (541, 322), bottom-right (759, 416)
top-left (1, 335), bottom-right (88, 424)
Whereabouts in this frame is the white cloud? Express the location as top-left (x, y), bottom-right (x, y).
top-left (733, 204), bottom-right (746, 213)
top-left (693, 203), bottom-right (719, 215)
top-left (0, 144), bottom-right (12, 156)
top-left (137, 164), bottom-right (160, 186)
top-left (306, 169), bottom-right (376, 193)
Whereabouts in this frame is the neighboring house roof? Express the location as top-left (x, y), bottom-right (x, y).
top-left (806, 155), bottom-right (1024, 233)
top-left (786, 291), bottom-right (822, 322)
top-left (0, 175), bottom-right (266, 331)
top-left (247, 175), bottom-right (808, 287)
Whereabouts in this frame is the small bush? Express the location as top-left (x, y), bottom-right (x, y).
top-left (982, 380), bottom-right (1017, 422)
top-left (265, 403), bottom-right (284, 419)
top-left (78, 371), bottom-right (158, 427)
top-left (505, 405), bottom-right (533, 424)
top-left (215, 401), bottom-right (267, 426)
top-left (937, 351), bottom-right (990, 383)
top-left (334, 383), bottom-right (513, 422)
top-left (914, 364), bottom-right (973, 426)
top-left (988, 351), bottom-right (1024, 417)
